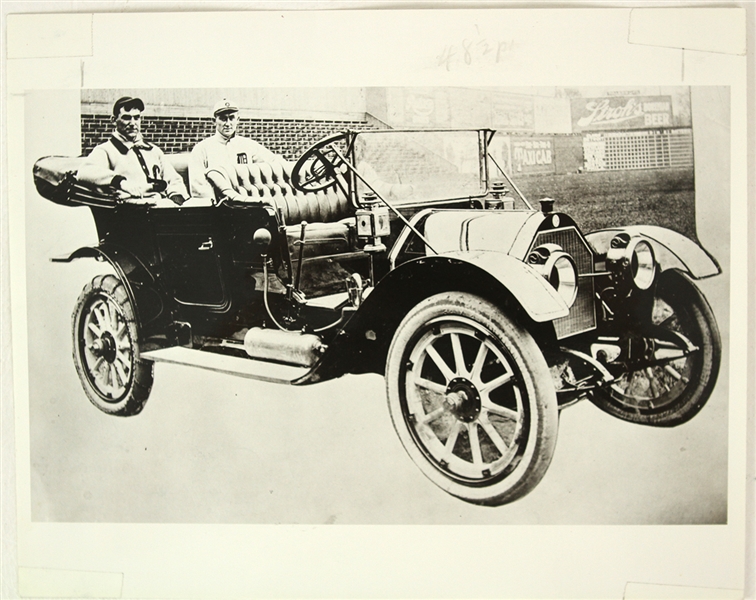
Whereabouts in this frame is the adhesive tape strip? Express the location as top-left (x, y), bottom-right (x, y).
top-left (628, 8), bottom-right (746, 56)
top-left (7, 14), bottom-right (93, 59)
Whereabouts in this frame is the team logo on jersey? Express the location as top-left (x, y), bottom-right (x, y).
top-left (237, 153), bottom-right (248, 164)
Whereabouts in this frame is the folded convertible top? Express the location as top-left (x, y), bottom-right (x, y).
top-left (33, 156), bottom-right (117, 208)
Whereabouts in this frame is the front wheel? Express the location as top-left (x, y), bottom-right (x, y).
top-left (590, 270), bottom-right (721, 427)
top-left (72, 274), bottom-right (154, 416)
top-left (386, 292), bottom-right (559, 506)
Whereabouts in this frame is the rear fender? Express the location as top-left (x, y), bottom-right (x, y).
top-left (586, 226), bottom-right (721, 279)
top-left (297, 252), bottom-right (567, 384)
top-left (52, 244), bottom-right (171, 333)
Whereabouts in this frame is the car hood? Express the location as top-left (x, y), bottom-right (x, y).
top-left (423, 209), bottom-right (549, 259)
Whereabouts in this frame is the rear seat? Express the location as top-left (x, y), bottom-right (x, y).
top-left (169, 153), bottom-right (191, 191)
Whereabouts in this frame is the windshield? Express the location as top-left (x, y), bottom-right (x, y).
top-left (352, 130), bottom-right (486, 205)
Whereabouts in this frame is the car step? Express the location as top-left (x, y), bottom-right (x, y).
top-left (141, 346), bottom-right (310, 384)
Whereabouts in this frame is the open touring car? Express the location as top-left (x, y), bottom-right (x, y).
top-left (33, 128), bottom-right (721, 506)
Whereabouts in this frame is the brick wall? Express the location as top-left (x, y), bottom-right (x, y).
top-left (80, 114), bottom-right (588, 174)
top-left (81, 115), bottom-right (375, 159)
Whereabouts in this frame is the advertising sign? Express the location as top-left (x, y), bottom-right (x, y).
top-left (571, 96), bottom-right (674, 131)
top-left (534, 96), bottom-right (572, 134)
top-left (511, 137), bottom-right (555, 173)
top-left (405, 91), bottom-right (439, 125)
top-left (582, 133), bottom-right (607, 171)
top-left (390, 88), bottom-right (451, 126)
top-left (491, 94), bottom-right (535, 131)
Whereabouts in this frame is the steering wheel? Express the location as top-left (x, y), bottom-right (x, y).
top-left (291, 133), bottom-right (350, 193)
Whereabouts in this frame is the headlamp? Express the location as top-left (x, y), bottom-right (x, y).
top-left (606, 233), bottom-right (656, 293)
top-left (527, 243), bottom-right (578, 308)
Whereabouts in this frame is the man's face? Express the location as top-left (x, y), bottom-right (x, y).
top-left (215, 111), bottom-right (239, 140)
top-left (113, 107), bottom-right (142, 142)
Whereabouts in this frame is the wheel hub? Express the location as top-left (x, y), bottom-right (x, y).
top-left (619, 335), bottom-right (657, 369)
top-left (90, 332), bottom-right (117, 363)
top-left (445, 377), bottom-right (481, 422)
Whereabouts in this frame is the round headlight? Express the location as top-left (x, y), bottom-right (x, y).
top-left (629, 239), bottom-right (656, 290)
top-left (607, 234), bottom-right (656, 293)
top-left (546, 252), bottom-right (578, 307)
top-left (527, 244), bottom-right (578, 308)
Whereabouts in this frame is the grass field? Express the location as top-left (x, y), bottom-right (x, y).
top-left (512, 167), bottom-right (697, 241)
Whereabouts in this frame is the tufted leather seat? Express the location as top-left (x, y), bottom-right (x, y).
top-left (168, 154), bottom-right (353, 225)
top-left (234, 161), bottom-right (359, 271)
top-left (235, 161), bottom-right (353, 225)
top-left (170, 154), bottom-right (357, 274)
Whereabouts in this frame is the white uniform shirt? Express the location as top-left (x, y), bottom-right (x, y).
top-left (77, 131), bottom-right (188, 199)
top-left (189, 133), bottom-right (284, 199)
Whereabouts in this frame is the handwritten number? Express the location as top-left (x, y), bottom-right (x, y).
top-left (436, 45), bottom-right (455, 71)
top-left (462, 39), bottom-right (472, 65)
top-left (477, 39), bottom-right (492, 55)
top-left (436, 38), bottom-right (512, 69)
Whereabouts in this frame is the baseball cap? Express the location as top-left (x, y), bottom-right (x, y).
top-left (213, 99), bottom-right (239, 116)
top-left (112, 96), bottom-right (145, 116)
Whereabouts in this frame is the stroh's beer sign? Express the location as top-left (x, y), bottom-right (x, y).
top-left (579, 98), bottom-right (644, 127)
top-left (571, 96), bottom-right (673, 131)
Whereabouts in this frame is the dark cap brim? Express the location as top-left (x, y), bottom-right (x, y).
top-left (113, 96), bottom-right (145, 116)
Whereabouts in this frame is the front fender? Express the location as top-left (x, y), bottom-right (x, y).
top-left (586, 225), bottom-right (721, 279)
top-left (440, 251), bottom-right (569, 322)
top-left (51, 244), bottom-right (171, 333)
top-left (296, 252), bottom-right (568, 384)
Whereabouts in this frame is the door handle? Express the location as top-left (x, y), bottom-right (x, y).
top-left (198, 238), bottom-right (214, 251)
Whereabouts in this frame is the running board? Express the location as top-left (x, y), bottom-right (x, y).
top-left (141, 347), bottom-right (310, 384)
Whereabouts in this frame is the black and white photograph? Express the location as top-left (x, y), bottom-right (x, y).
top-left (27, 85), bottom-right (730, 524)
top-left (4, 7), bottom-right (750, 600)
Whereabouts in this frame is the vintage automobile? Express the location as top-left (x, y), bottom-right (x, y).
top-left (33, 128), bottom-right (721, 506)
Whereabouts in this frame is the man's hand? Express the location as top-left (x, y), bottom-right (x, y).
top-left (220, 189), bottom-right (249, 204)
top-left (118, 178), bottom-right (152, 198)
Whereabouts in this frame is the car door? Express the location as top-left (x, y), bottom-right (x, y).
top-left (151, 207), bottom-right (229, 308)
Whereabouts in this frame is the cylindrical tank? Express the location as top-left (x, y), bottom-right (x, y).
top-left (243, 327), bottom-right (325, 367)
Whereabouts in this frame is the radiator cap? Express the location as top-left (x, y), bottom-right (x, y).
top-left (539, 198), bottom-right (555, 213)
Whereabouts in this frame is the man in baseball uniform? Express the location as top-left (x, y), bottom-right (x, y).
top-left (189, 98), bottom-right (286, 203)
top-left (77, 96), bottom-right (189, 205)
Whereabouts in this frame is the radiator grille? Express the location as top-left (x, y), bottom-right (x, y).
top-left (531, 227), bottom-right (596, 339)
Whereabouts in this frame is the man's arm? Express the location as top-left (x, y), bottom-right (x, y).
top-left (77, 144), bottom-right (151, 198)
top-left (205, 167), bottom-right (249, 205)
top-left (76, 146), bottom-right (120, 187)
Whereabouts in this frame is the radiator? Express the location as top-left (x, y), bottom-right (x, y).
top-left (530, 227), bottom-right (596, 339)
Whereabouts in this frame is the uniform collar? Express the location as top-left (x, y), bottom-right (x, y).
top-left (110, 130), bottom-right (152, 154)
top-left (213, 132), bottom-right (236, 145)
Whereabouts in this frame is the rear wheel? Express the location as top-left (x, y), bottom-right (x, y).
top-left (590, 271), bottom-right (721, 426)
top-left (386, 292), bottom-right (559, 506)
top-left (72, 274), bottom-right (153, 416)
